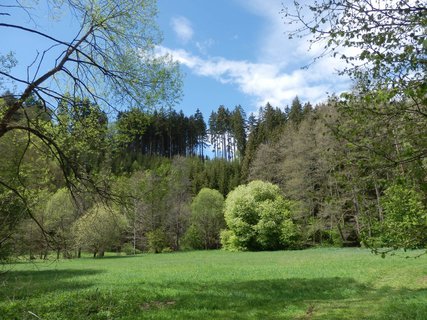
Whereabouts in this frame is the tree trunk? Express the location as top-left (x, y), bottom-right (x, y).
top-left (374, 182), bottom-right (383, 222)
top-left (133, 224), bottom-right (137, 255)
top-left (337, 220), bottom-right (345, 242)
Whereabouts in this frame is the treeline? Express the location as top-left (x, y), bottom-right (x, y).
top-left (0, 93), bottom-right (245, 259)
top-left (114, 108), bottom-right (207, 160)
top-left (247, 97), bottom-right (427, 248)
top-left (1, 91), bottom-right (426, 260)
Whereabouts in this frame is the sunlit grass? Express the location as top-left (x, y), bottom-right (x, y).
top-left (1, 248), bottom-right (426, 319)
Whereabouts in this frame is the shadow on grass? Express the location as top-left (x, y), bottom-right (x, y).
top-left (140, 277), bottom-right (367, 319)
top-left (132, 278), bottom-right (427, 320)
top-left (1, 273), bottom-right (426, 319)
top-left (90, 254), bottom-right (141, 260)
top-left (0, 268), bottom-right (103, 300)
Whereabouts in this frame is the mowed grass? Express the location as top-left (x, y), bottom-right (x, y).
top-left (1, 248), bottom-right (426, 320)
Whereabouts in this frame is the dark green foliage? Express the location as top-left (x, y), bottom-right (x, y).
top-left (2, 0), bottom-right (427, 259)
top-left (0, 189), bottom-right (26, 262)
top-left (181, 224), bottom-right (204, 250)
top-left (113, 108), bottom-right (207, 170)
top-left (209, 105), bottom-right (247, 161)
top-left (241, 103), bottom-right (286, 181)
top-left (2, 89), bottom-right (425, 257)
top-left (248, 100), bottom-right (427, 250)
top-left (165, 157), bottom-right (192, 251)
top-left (230, 105), bottom-right (247, 158)
top-left (288, 96), bottom-right (303, 125)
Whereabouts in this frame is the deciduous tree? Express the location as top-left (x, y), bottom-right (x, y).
top-left (221, 180), bottom-right (297, 251)
top-left (186, 188), bottom-right (225, 250)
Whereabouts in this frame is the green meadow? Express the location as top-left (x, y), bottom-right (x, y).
top-left (1, 248), bottom-right (426, 320)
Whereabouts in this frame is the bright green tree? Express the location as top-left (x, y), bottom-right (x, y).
top-left (44, 188), bottom-right (77, 258)
top-left (73, 205), bottom-right (128, 258)
top-left (222, 180), bottom-right (297, 251)
top-left (185, 188), bottom-right (225, 249)
top-left (0, 0), bottom-right (182, 246)
top-left (375, 184), bottom-right (427, 251)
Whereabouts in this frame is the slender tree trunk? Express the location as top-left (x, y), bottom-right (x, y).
top-left (133, 224), bottom-right (137, 255)
top-left (392, 128), bottom-right (405, 175)
top-left (374, 182), bottom-right (383, 222)
top-left (352, 188), bottom-right (361, 238)
top-left (337, 222), bottom-right (345, 242)
top-left (222, 135), bottom-right (227, 160)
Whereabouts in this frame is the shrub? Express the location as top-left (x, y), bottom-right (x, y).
top-left (146, 229), bottom-right (168, 253)
top-left (121, 243), bottom-right (141, 255)
top-left (221, 180), bottom-right (298, 251)
top-left (182, 225), bottom-right (203, 250)
top-left (220, 229), bottom-right (241, 251)
top-left (380, 183), bottom-right (427, 249)
top-left (188, 188), bottom-right (225, 249)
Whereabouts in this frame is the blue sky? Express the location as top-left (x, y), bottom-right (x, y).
top-left (156, 0), bottom-right (351, 117)
top-left (1, 0), bottom-right (351, 119)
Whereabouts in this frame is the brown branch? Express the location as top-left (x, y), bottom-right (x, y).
top-left (0, 178), bottom-right (54, 247)
top-left (0, 24), bottom-right (95, 139)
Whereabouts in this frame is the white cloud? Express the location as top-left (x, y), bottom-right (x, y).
top-left (195, 38), bottom-right (215, 55)
top-left (235, 0), bottom-right (305, 65)
top-left (156, 46), bottom-right (350, 109)
top-left (238, 0), bottom-right (362, 70)
top-left (170, 16), bottom-right (194, 44)
top-left (160, 0), bottom-right (353, 110)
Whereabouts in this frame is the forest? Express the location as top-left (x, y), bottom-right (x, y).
top-left (1, 92), bottom-right (426, 260)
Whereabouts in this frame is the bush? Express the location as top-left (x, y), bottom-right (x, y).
top-left (188, 188), bottom-right (225, 249)
top-left (380, 183), bottom-right (427, 249)
top-left (220, 229), bottom-right (241, 251)
top-left (146, 229), bottom-right (168, 253)
top-left (182, 225), bottom-right (203, 250)
top-left (221, 180), bottom-right (298, 251)
top-left (121, 243), bottom-right (141, 255)
top-left (325, 228), bottom-right (344, 247)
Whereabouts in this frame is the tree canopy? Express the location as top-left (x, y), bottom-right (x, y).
top-left (0, 0), bottom-right (182, 243)
top-left (282, 0), bottom-right (426, 104)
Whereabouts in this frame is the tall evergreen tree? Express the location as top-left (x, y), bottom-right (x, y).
top-left (230, 105), bottom-right (247, 159)
top-left (288, 96), bottom-right (303, 126)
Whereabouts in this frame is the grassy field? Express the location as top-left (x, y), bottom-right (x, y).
top-left (1, 248), bottom-right (426, 320)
